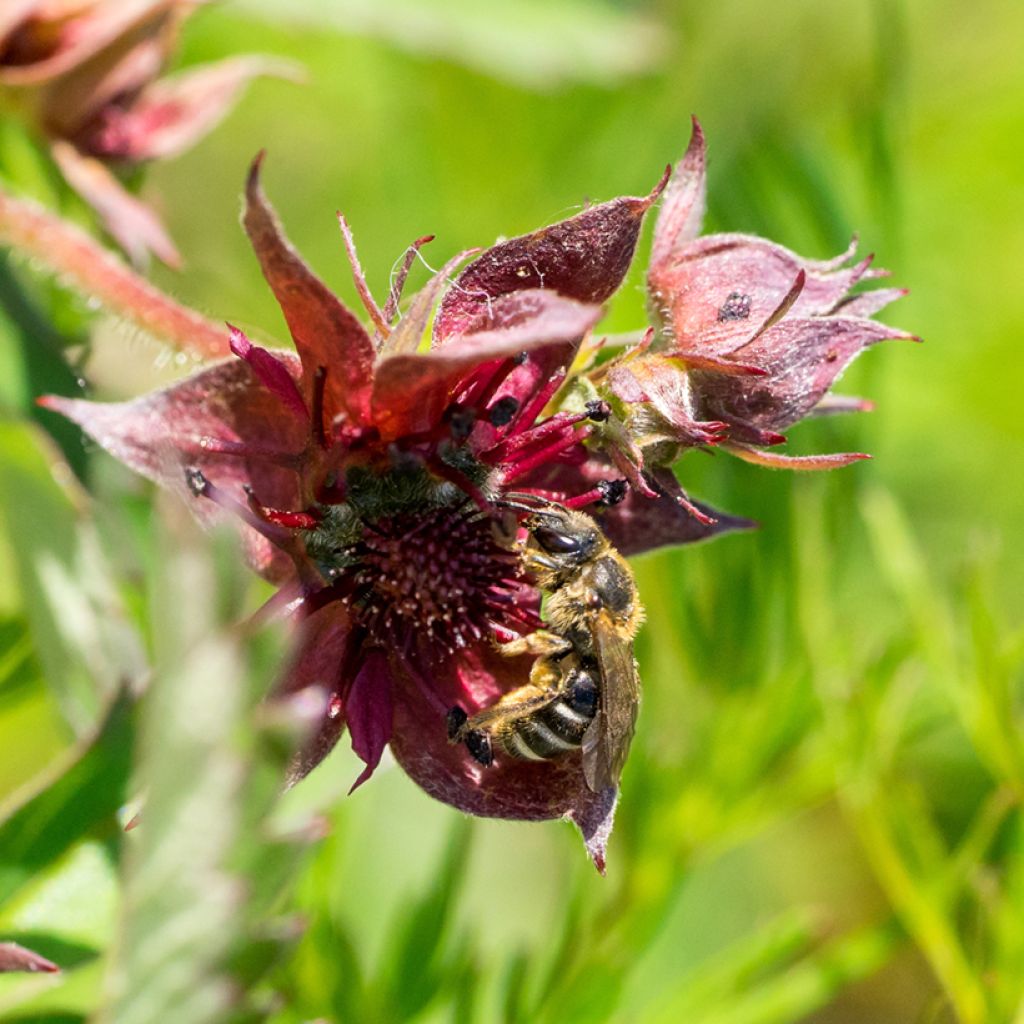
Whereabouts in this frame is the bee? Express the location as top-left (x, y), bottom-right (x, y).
top-left (447, 503), bottom-right (642, 792)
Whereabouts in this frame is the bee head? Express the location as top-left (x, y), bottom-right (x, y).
top-left (525, 507), bottom-right (604, 575)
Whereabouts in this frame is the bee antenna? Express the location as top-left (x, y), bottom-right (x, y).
top-left (495, 492), bottom-right (564, 517)
top-left (493, 499), bottom-right (535, 515)
top-left (502, 491), bottom-right (550, 504)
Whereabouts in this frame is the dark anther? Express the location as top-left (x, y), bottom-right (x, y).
top-left (585, 399), bottom-right (612, 422)
top-left (446, 705), bottom-right (468, 740)
top-left (184, 467), bottom-right (209, 497)
top-left (596, 478), bottom-right (628, 507)
top-left (488, 396), bottom-right (519, 427)
top-left (717, 292), bottom-right (752, 322)
top-left (513, 350), bottom-right (530, 366)
top-left (444, 404), bottom-right (476, 442)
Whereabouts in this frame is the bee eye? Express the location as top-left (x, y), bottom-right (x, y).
top-left (533, 524), bottom-right (584, 554)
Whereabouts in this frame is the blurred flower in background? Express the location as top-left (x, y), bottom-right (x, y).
top-left (0, 0), bottom-right (297, 265)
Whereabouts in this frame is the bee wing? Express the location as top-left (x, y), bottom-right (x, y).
top-left (582, 611), bottom-right (640, 792)
top-left (466, 685), bottom-right (556, 731)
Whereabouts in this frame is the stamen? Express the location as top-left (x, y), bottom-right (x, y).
top-left (463, 354), bottom-right (520, 410)
top-left (563, 478), bottom-right (628, 509)
top-left (184, 468), bottom-right (292, 544)
top-left (501, 426), bottom-right (592, 484)
top-left (384, 235), bottom-right (434, 323)
top-left (337, 213), bottom-right (389, 335)
top-left (506, 361), bottom-right (570, 435)
top-left (243, 486), bottom-right (321, 529)
top-left (490, 411), bottom-right (588, 462)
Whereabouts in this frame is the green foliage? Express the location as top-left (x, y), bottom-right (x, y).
top-left (0, 423), bottom-right (145, 735)
top-left (1, 0), bottom-right (1022, 1021)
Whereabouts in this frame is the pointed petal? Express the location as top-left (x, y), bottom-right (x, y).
top-left (380, 248), bottom-right (476, 357)
top-left (372, 291), bottom-right (601, 440)
top-left (570, 786), bottom-right (618, 875)
top-left (0, 942), bottom-right (59, 974)
top-left (518, 460), bottom-right (755, 556)
top-left (383, 234), bottom-right (436, 325)
top-left (337, 213), bottom-right (389, 334)
top-left (831, 286), bottom-right (908, 318)
top-left (96, 56), bottom-right (303, 162)
top-left (725, 444), bottom-right (870, 470)
top-left (605, 472), bottom-right (755, 555)
top-left (243, 155), bottom-right (375, 423)
top-left (51, 142), bottom-right (181, 267)
top-left (434, 171), bottom-right (667, 340)
top-left (345, 650), bottom-right (394, 792)
top-left (693, 317), bottom-right (916, 431)
top-left (279, 604), bottom-right (352, 785)
top-left (649, 233), bottom-right (882, 356)
top-left (650, 115), bottom-right (706, 269)
top-left (40, 355), bottom-right (307, 580)
top-left (810, 394), bottom-right (874, 417)
top-left (388, 643), bottom-right (620, 868)
top-left (672, 352), bottom-right (767, 377)
top-left (228, 324), bottom-right (308, 420)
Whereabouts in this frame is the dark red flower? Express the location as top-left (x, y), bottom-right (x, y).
top-left (41, 157), bottom-right (748, 869)
top-left (0, 1), bottom-right (298, 265)
top-left (32, 117), bottom-right (913, 868)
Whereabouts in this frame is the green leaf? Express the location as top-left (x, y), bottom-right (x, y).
top-left (96, 519), bottom-right (307, 1024)
top-left (0, 421), bottom-right (146, 735)
top-left (0, 692), bottom-right (133, 910)
top-left (376, 818), bottom-right (473, 1019)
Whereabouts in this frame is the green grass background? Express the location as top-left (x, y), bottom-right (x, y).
top-left (1, 0), bottom-right (1022, 1021)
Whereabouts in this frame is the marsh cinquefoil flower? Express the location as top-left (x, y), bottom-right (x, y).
top-left (41, 154), bottom-right (748, 868)
top-left (38, 122), bottom-right (908, 868)
top-left (0, 0), bottom-right (295, 265)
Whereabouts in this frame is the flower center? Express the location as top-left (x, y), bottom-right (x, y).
top-left (333, 504), bottom-right (531, 662)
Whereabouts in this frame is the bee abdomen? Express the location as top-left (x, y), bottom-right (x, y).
top-left (503, 668), bottom-right (599, 761)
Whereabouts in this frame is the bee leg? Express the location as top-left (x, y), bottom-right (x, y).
top-left (496, 629), bottom-right (572, 659)
top-left (529, 656), bottom-right (564, 690)
top-left (446, 705), bottom-right (494, 767)
top-left (464, 729), bottom-right (494, 766)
